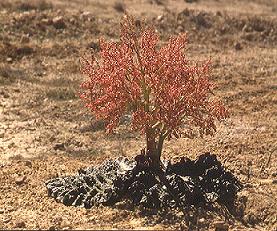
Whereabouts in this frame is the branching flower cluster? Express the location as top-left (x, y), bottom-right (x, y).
top-left (80, 15), bottom-right (228, 163)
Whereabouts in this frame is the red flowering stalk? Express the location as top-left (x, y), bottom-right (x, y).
top-left (80, 15), bottom-right (228, 166)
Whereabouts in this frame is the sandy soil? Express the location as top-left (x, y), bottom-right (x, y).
top-left (0, 0), bottom-right (276, 230)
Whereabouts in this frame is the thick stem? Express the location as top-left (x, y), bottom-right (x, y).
top-left (145, 128), bottom-right (167, 167)
top-left (146, 128), bottom-right (156, 154)
top-left (156, 133), bottom-right (165, 160)
top-left (145, 128), bottom-right (159, 164)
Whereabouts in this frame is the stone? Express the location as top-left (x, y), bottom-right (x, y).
top-left (24, 160), bottom-right (32, 167)
top-left (3, 217), bottom-right (11, 223)
top-left (53, 143), bottom-right (65, 151)
top-left (52, 16), bottom-right (66, 29)
top-left (198, 218), bottom-right (205, 223)
top-left (49, 225), bottom-right (56, 230)
top-left (61, 220), bottom-right (72, 229)
top-left (15, 175), bottom-right (27, 185)
top-left (20, 34), bottom-right (30, 44)
top-left (214, 222), bottom-right (229, 231)
top-left (6, 206), bottom-right (15, 212)
top-left (216, 11), bottom-right (222, 17)
top-left (41, 18), bottom-right (52, 25)
top-left (234, 42), bottom-right (242, 50)
top-left (185, 0), bottom-right (198, 3)
top-left (157, 15), bottom-right (164, 21)
top-left (14, 221), bottom-right (26, 228)
top-left (6, 57), bottom-right (12, 63)
top-left (242, 24), bottom-right (251, 32)
top-left (80, 11), bottom-right (91, 20)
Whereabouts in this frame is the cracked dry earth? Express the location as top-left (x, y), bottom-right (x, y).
top-left (0, 0), bottom-right (276, 230)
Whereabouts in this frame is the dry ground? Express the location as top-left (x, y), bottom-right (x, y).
top-left (0, 0), bottom-right (276, 230)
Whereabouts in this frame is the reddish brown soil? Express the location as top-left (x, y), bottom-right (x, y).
top-left (0, 0), bottom-right (276, 230)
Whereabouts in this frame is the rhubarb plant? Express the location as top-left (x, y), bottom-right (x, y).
top-left (80, 15), bottom-right (228, 166)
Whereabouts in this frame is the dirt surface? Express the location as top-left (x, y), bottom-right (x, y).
top-left (0, 0), bottom-right (276, 230)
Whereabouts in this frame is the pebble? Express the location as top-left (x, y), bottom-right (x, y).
top-left (61, 220), bottom-right (72, 229)
top-left (24, 160), bottom-right (32, 167)
top-left (52, 16), bottom-right (66, 29)
top-left (157, 15), bottom-right (164, 21)
top-left (198, 218), bottom-right (205, 224)
top-left (49, 225), bottom-right (56, 230)
top-left (15, 175), bottom-right (27, 185)
top-left (14, 221), bottom-right (26, 228)
top-left (6, 206), bottom-right (15, 212)
top-left (242, 24), bottom-right (252, 32)
top-left (6, 57), bottom-right (12, 63)
top-left (80, 11), bottom-right (91, 20)
top-left (41, 18), bottom-right (52, 25)
top-left (214, 222), bottom-right (229, 231)
top-left (53, 143), bottom-right (65, 151)
top-left (3, 217), bottom-right (12, 223)
top-left (20, 34), bottom-right (30, 44)
top-left (8, 142), bottom-right (15, 148)
top-left (216, 11), bottom-right (222, 17)
top-left (234, 42), bottom-right (242, 50)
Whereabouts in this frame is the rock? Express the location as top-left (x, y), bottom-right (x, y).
top-left (41, 18), bottom-right (52, 25)
top-left (69, 18), bottom-right (75, 24)
top-left (20, 34), bottom-right (30, 44)
top-left (193, 12), bottom-right (210, 28)
top-left (6, 206), bottom-right (16, 212)
top-left (242, 24), bottom-right (252, 32)
top-left (216, 11), bottom-right (222, 17)
top-left (8, 142), bottom-right (15, 148)
top-left (52, 16), bottom-right (66, 29)
top-left (3, 217), bottom-right (11, 223)
top-left (185, 0), bottom-right (198, 3)
top-left (53, 143), bottom-right (65, 151)
top-left (198, 218), bottom-right (205, 224)
top-left (157, 15), bottom-right (164, 21)
top-left (80, 11), bottom-right (91, 20)
top-left (15, 175), bottom-right (27, 185)
top-left (16, 46), bottom-right (34, 56)
top-left (234, 42), bottom-right (242, 50)
top-left (6, 57), bottom-right (13, 63)
top-left (0, 133), bottom-right (4, 138)
top-left (0, 208), bottom-right (4, 214)
top-left (113, 2), bottom-right (126, 13)
top-left (61, 220), bottom-right (72, 229)
top-left (24, 160), bottom-right (32, 167)
top-left (14, 221), bottom-right (26, 228)
top-left (244, 213), bottom-right (260, 225)
top-left (214, 222), bottom-right (229, 231)
top-left (3, 92), bottom-right (9, 98)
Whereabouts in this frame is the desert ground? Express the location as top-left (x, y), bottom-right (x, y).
top-left (0, 0), bottom-right (276, 230)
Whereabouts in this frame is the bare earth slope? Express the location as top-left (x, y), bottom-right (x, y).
top-left (0, 0), bottom-right (276, 230)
